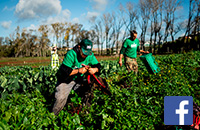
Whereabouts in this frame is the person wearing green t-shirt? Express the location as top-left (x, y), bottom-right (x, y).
top-left (118, 30), bottom-right (149, 74)
top-left (52, 39), bottom-right (101, 115)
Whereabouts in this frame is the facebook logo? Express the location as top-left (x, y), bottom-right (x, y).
top-left (164, 96), bottom-right (193, 125)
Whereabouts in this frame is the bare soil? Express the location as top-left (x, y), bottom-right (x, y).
top-left (0, 55), bottom-right (118, 67)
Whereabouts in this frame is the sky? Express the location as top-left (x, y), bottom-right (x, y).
top-left (0, 0), bottom-right (190, 39)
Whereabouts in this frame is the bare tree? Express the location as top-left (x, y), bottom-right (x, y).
top-left (125, 2), bottom-right (138, 31)
top-left (64, 23), bottom-right (83, 49)
top-left (23, 29), bottom-right (32, 57)
top-left (137, 0), bottom-right (151, 50)
top-left (92, 20), bottom-right (105, 55)
top-left (110, 6), bottom-right (125, 55)
top-left (58, 23), bottom-right (65, 48)
top-left (12, 26), bottom-right (24, 57)
top-left (38, 25), bottom-right (50, 57)
top-left (51, 23), bottom-right (61, 47)
top-left (0, 37), bottom-right (3, 46)
top-left (101, 13), bottom-right (114, 55)
top-left (167, 0), bottom-right (182, 42)
top-left (148, 0), bottom-right (164, 54)
top-left (153, 0), bottom-right (164, 54)
top-left (189, 1), bottom-right (199, 34)
top-left (184, 0), bottom-right (200, 51)
top-left (64, 23), bottom-right (71, 50)
top-left (162, 0), bottom-right (181, 42)
top-left (121, 2), bottom-right (138, 42)
top-left (185, 0), bottom-right (199, 37)
top-left (75, 29), bottom-right (92, 43)
top-left (71, 23), bottom-right (83, 46)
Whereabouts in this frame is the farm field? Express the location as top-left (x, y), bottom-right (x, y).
top-left (0, 55), bottom-right (118, 68)
top-left (0, 51), bottom-right (200, 129)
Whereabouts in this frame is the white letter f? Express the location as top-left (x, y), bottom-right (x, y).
top-left (175, 100), bottom-right (189, 125)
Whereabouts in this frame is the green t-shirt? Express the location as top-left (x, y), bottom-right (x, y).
top-left (120, 38), bottom-right (140, 58)
top-left (62, 49), bottom-right (99, 69)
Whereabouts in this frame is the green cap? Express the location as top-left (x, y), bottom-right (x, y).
top-left (80, 39), bottom-right (93, 55)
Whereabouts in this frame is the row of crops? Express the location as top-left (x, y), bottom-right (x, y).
top-left (0, 51), bottom-right (200, 129)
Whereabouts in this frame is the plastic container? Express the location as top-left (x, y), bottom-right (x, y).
top-left (139, 53), bottom-right (160, 74)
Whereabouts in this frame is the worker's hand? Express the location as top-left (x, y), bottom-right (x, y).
top-left (78, 67), bottom-right (88, 74)
top-left (88, 68), bottom-right (98, 75)
top-left (118, 60), bottom-right (122, 67)
top-left (81, 64), bottom-right (90, 69)
top-left (145, 51), bottom-right (149, 53)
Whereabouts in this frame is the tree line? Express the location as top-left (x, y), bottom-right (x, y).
top-left (0, 0), bottom-right (199, 57)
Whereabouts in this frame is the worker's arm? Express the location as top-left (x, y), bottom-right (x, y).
top-left (139, 49), bottom-right (149, 53)
top-left (118, 40), bottom-right (127, 67)
top-left (82, 63), bottom-right (100, 75)
top-left (118, 54), bottom-right (123, 67)
top-left (69, 67), bottom-right (87, 76)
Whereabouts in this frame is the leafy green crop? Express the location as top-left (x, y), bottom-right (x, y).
top-left (0, 51), bottom-right (200, 129)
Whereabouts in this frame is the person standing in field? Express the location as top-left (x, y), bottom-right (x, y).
top-left (118, 30), bottom-right (149, 74)
top-left (52, 39), bottom-right (101, 116)
top-left (51, 45), bottom-right (60, 69)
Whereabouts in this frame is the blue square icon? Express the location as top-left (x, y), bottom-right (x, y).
top-left (164, 96), bottom-right (193, 125)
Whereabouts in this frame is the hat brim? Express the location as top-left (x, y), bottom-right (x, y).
top-left (82, 48), bottom-right (92, 56)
